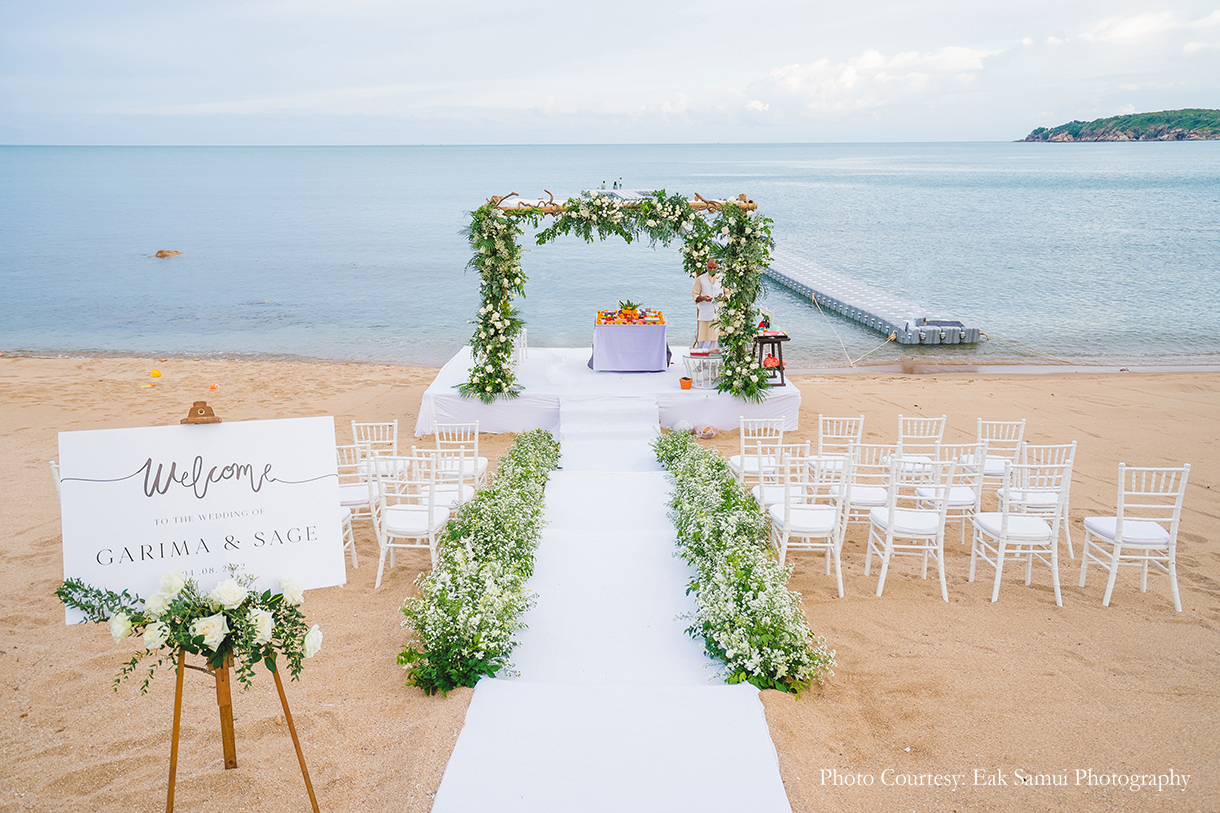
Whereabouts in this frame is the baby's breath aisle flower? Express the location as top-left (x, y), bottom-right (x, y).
top-left (652, 430), bottom-right (835, 695)
top-left (399, 430), bottom-right (561, 695)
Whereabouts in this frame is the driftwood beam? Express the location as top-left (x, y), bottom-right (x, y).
top-left (493, 192), bottom-right (757, 216)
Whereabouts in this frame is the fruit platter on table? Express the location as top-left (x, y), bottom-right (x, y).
top-left (596, 300), bottom-right (665, 325)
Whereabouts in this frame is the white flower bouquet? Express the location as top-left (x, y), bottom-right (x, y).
top-left (57, 568), bottom-right (321, 693)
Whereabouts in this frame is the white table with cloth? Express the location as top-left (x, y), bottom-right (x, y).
top-left (588, 323), bottom-right (671, 372)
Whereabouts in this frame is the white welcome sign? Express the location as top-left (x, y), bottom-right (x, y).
top-left (59, 415), bottom-right (346, 623)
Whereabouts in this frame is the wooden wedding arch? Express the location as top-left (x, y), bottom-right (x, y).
top-left (461, 189), bottom-right (775, 403)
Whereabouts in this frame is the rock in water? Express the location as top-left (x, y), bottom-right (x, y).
top-left (154, 250), bottom-right (183, 258)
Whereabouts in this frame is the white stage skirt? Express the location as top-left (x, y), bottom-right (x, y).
top-left (414, 347), bottom-right (801, 436)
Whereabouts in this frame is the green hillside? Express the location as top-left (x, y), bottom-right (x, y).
top-left (1022, 109), bottom-right (1220, 141)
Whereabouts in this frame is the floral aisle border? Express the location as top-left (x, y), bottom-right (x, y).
top-left (653, 430), bottom-right (835, 695)
top-left (398, 429), bottom-right (561, 695)
top-left (460, 191), bottom-right (776, 404)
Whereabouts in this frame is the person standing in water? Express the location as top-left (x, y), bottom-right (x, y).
top-left (692, 258), bottom-right (724, 353)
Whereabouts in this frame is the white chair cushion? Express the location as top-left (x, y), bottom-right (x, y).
top-left (438, 457), bottom-right (489, 478)
top-left (1083, 516), bottom-right (1170, 545)
top-left (339, 483), bottom-right (373, 507)
top-left (868, 507), bottom-right (941, 536)
top-left (982, 456), bottom-right (1011, 478)
top-left (883, 454), bottom-right (934, 473)
top-left (770, 503), bottom-right (837, 536)
top-left (752, 484), bottom-right (797, 506)
top-left (832, 484), bottom-right (887, 507)
top-left (384, 505), bottom-right (450, 536)
top-left (818, 455), bottom-right (848, 472)
top-left (434, 483), bottom-right (476, 508)
top-left (974, 512), bottom-right (1053, 541)
top-left (915, 485), bottom-right (977, 507)
top-left (999, 488), bottom-right (1061, 508)
top-left (728, 454), bottom-right (778, 475)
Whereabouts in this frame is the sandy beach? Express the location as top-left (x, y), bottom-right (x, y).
top-left (2, 356), bottom-right (1217, 812)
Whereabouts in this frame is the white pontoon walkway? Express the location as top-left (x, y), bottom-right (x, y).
top-left (430, 395), bottom-right (792, 812)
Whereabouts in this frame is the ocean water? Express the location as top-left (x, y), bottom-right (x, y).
top-left (2, 143), bottom-right (1218, 369)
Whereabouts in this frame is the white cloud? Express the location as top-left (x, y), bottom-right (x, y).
top-left (1116, 103), bottom-right (1137, 114)
top-left (660, 94), bottom-right (690, 116)
top-left (1021, 37), bottom-right (1034, 46)
top-left (746, 100), bottom-right (769, 112)
top-left (1081, 12), bottom-right (1177, 42)
top-left (750, 46), bottom-right (1001, 116)
top-left (1190, 10), bottom-right (1220, 28)
top-left (1184, 40), bottom-right (1220, 52)
top-left (1046, 36), bottom-right (1065, 46)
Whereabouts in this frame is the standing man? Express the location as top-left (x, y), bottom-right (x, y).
top-left (692, 258), bottom-right (723, 353)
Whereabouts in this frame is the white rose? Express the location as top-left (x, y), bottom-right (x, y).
top-left (280, 577), bottom-right (304, 606)
top-left (248, 608), bottom-right (275, 646)
top-left (143, 620), bottom-right (169, 650)
top-left (751, 374), bottom-right (759, 382)
top-left (191, 612), bottom-right (230, 651)
top-left (144, 591), bottom-right (169, 617)
top-left (721, 226), bottom-right (729, 234)
top-left (303, 625), bottom-right (323, 658)
top-left (158, 571), bottom-right (186, 599)
top-left (109, 611), bottom-right (132, 643)
top-left (209, 578), bottom-right (248, 610)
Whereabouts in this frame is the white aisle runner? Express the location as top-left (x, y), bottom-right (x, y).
top-left (431, 396), bottom-right (792, 813)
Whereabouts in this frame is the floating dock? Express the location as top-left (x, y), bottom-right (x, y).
top-left (765, 253), bottom-right (981, 345)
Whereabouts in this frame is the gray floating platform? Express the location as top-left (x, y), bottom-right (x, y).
top-left (765, 253), bottom-right (981, 345)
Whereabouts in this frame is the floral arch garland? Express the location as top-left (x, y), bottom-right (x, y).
top-left (461, 189), bottom-right (775, 404)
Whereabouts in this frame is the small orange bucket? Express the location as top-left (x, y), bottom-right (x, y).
top-left (679, 377), bottom-right (693, 390)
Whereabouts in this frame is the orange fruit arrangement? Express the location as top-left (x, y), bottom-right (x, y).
top-left (596, 308), bottom-right (666, 326)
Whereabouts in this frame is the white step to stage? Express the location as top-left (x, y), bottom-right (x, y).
top-left (558, 396), bottom-right (662, 472)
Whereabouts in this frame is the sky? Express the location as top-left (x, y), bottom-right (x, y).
top-left (1, 0), bottom-right (1218, 144)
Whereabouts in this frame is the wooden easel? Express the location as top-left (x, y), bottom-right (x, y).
top-left (166, 402), bottom-right (320, 813)
top-left (165, 651), bottom-right (319, 812)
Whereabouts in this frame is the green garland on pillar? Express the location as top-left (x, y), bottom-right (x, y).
top-left (460, 190), bottom-right (774, 404)
top-left (709, 205), bottom-right (776, 403)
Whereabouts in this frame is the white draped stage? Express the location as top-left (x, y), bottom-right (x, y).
top-left (430, 397), bottom-right (793, 812)
top-left (414, 346), bottom-right (801, 436)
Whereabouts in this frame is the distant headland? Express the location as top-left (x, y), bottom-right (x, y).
top-left (1021, 109), bottom-right (1220, 142)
